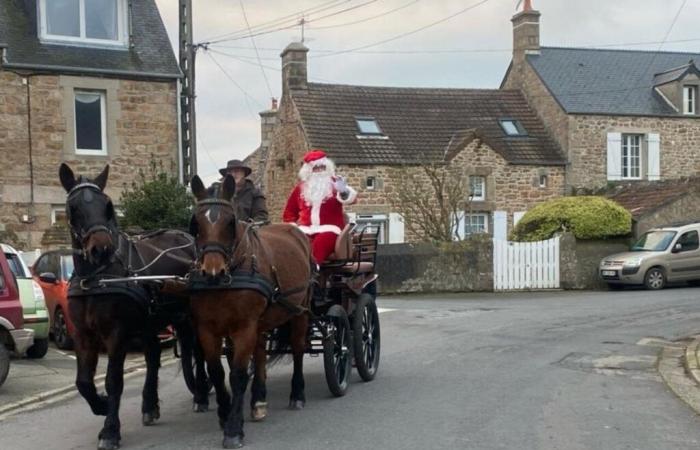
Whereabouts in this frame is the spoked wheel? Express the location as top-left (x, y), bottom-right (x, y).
top-left (323, 305), bottom-right (352, 397)
top-left (352, 293), bottom-right (380, 382)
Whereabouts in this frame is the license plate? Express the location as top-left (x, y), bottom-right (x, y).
top-left (602, 270), bottom-right (616, 277)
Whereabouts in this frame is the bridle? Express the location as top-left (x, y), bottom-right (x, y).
top-left (191, 198), bottom-right (238, 266)
top-left (66, 181), bottom-right (117, 249)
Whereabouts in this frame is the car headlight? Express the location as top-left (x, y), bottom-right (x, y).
top-left (31, 280), bottom-right (45, 302)
top-left (624, 258), bottom-right (643, 267)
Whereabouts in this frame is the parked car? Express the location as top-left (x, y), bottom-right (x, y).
top-left (2, 244), bottom-right (49, 358)
top-left (0, 249), bottom-right (35, 388)
top-left (600, 222), bottom-right (700, 290)
top-left (33, 250), bottom-right (74, 350)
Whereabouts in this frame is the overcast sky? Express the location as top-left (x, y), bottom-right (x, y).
top-left (153, 0), bottom-right (700, 184)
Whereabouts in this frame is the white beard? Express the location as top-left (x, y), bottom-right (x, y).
top-left (302, 171), bottom-right (333, 207)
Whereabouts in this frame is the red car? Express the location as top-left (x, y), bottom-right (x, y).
top-left (33, 250), bottom-right (74, 350)
top-left (0, 248), bottom-right (35, 387)
top-left (33, 250), bottom-right (175, 350)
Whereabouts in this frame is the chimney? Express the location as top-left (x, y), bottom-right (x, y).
top-left (256, 98), bottom-right (279, 191)
top-left (280, 42), bottom-right (309, 95)
top-left (511, 0), bottom-right (540, 67)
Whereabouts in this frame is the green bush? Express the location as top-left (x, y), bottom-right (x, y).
top-left (510, 196), bottom-right (631, 241)
top-left (119, 159), bottom-right (193, 232)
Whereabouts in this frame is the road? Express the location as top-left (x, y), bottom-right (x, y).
top-left (3, 288), bottom-right (700, 449)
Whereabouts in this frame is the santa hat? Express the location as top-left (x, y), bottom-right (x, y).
top-left (299, 149), bottom-right (334, 180)
top-left (303, 149), bottom-right (327, 164)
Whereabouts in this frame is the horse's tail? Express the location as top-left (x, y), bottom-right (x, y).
top-left (266, 323), bottom-right (292, 366)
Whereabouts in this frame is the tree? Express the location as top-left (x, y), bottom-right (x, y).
top-left (393, 163), bottom-right (470, 243)
top-left (119, 158), bottom-right (193, 232)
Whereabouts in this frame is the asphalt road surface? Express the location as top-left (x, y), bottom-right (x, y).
top-left (3, 288), bottom-right (700, 450)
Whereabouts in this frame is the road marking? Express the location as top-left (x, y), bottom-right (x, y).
top-left (53, 349), bottom-right (77, 360)
top-left (377, 308), bottom-right (395, 314)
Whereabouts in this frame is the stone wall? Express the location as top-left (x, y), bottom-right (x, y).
top-left (635, 193), bottom-right (700, 236)
top-left (567, 114), bottom-right (700, 190)
top-left (0, 70), bottom-right (178, 249)
top-left (376, 239), bottom-right (493, 294)
top-left (559, 232), bottom-right (632, 290)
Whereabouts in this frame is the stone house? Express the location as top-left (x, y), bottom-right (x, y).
top-left (502, 2), bottom-right (700, 194)
top-left (257, 43), bottom-right (566, 243)
top-left (0, 0), bottom-right (181, 249)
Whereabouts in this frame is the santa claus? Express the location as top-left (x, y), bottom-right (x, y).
top-left (283, 149), bottom-right (357, 263)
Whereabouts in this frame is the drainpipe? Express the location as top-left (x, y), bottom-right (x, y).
top-left (24, 75), bottom-right (36, 246)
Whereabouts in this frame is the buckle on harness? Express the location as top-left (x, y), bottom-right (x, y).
top-left (80, 278), bottom-right (90, 290)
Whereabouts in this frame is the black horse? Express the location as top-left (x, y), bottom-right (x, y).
top-left (59, 163), bottom-right (208, 450)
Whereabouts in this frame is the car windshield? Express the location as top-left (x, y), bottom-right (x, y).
top-left (62, 256), bottom-right (74, 280)
top-left (631, 231), bottom-right (677, 252)
top-left (4, 252), bottom-right (30, 278)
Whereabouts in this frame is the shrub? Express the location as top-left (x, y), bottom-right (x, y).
top-left (119, 159), bottom-right (193, 232)
top-left (510, 196), bottom-right (631, 241)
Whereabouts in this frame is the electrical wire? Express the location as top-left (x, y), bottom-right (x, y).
top-left (205, 51), bottom-right (265, 116)
top-left (308, 0), bottom-right (420, 30)
top-left (238, 0), bottom-right (274, 98)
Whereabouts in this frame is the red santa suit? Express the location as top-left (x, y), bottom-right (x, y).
top-left (283, 150), bottom-right (357, 263)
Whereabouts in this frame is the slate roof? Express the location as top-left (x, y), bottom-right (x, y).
top-left (291, 83), bottom-right (565, 166)
top-left (0, 0), bottom-right (180, 79)
top-left (526, 47), bottom-right (700, 116)
top-left (606, 178), bottom-right (700, 218)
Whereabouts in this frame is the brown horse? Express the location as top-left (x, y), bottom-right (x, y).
top-left (188, 174), bottom-right (312, 449)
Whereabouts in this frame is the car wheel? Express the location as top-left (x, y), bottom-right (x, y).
top-left (0, 344), bottom-right (9, 388)
top-left (644, 267), bottom-right (666, 290)
top-left (54, 308), bottom-right (74, 350)
top-left (26, 338), bottom-right (49, 359)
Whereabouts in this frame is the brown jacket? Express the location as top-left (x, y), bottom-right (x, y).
top-left (233, 179), bottom-right (269, 222)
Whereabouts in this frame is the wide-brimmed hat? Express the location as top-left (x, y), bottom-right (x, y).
top-left (219, 159), bottom-right (252, 177)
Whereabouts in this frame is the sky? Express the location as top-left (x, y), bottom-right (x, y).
top-left (153, 0), bottom-right (700, 185)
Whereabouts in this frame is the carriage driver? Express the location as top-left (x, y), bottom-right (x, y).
top-left (282, 149), bottom-right (357, 264)
top-left (217, 159), bottom-right (269, 223)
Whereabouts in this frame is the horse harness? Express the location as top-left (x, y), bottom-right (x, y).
top-left (188, 199), bottom-right (310, 316)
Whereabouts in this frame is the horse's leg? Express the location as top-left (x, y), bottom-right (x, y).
top-left (223, 324), bottom-right (257, 449)
top-left (199, 330), bottom-right (231, 429)
top-left (74, 331), bottom-right (108, 416)
top-left (289, 314), bottom-right (309, 410)
top-left (97, 330), bottom-right (128, 450)
top-left (250, 332), bottom-right (267, 421)
top-left (192, 325), bottom-right (211, 411)
top-left (141, 328), bottom-right (161, 426)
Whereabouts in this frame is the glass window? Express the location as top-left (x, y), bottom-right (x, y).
top-left (62, 256), bottom-right (75, 281)
top-left (86, 0), bottom-right (119, 40)
top-left (499, 119), bottom-right (526, 136)
top-left (75, 91), bottom-right (106, 154)
top-left (465, 214), bottom-right (488, 236)
top-left (366, 177), bottom-right (376, 190)
top-left (632, 231), bottom-right (676, 251)
top-left (621, 134), bottom-right (642, 179)
top-left (684, 86), bottom-right (697, 115)
top-left (52, 208), bottom-right (68, 227)
top-left (0, 266), bottom-right (5, 290)
top-left (46, 0), bottom-right (80, 37)
top-left (34, 255), bottom-right (49, 275)
top-left (677, 231), bottom-right (699, 252)
top-left (4, 253), bottom-right (29, 279)
top-left (356, 118), bottom-right (382, 135)
top-left (539, 175), bottom-right (548, 188)
top-left (469, 176), bottom-right (485, 201)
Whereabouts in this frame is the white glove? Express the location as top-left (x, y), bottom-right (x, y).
top-left (333, 176), bottom-right (348, 193)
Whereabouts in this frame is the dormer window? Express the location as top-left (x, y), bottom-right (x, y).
top-left (499, 119), bottom-right (527, 136)
top-left (684, 85), bottom-right (697, 114)
top-left (39, 0), bottom-right (128, 48)
top-left (356, 117), bottom-right (382, 135)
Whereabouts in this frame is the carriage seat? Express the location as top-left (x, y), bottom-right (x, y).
top-left (322, 223), bottom-right (374, 273)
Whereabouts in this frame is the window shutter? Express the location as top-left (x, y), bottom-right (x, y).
top-left (607, 132), bottom-right (622, 181)
top-left (388, 213), bottom-right (404, 244)
top-left (647, 133), bottom-right (660, 181)
top-left (493, 211), bottom-right (507, 240)
top-left (452, 212), bottom-right (465, 241)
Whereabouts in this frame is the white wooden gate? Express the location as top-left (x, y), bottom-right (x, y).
top-left (493, 237), bottom-right (560, 291)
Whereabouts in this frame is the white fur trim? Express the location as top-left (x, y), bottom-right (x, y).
top-left (311, 200), bottom-right (321, 227)
top-left (299, 156), bottom-right (335, 181)
top-left (336, 185), bottom-right (357, 205)
top-left (297, 224), bottom-right (342, 235)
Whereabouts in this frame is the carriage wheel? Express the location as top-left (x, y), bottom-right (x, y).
top-left (323, 305), bottom-right (352, 397)
top-left (352, 294), bottom-right (380, 382)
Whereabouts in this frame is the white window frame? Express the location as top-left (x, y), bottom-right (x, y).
top-left (38, 0), bottom-right (128, 48)
top-left (621, 134), bottom-right (642, 180)
top-left (74, 90), bottom-right (108, 156)
top-left (469, 176), bottom-right (486, 201)
top-left (683, 85), bottom-right (697, 115)
top-left (51, 207), bottom-right (67, 226)
top-left (464, 213), bottom-right (489, 236)
top-left (366, 176), bottom-right (376, 190)
top-left (539, 174), bottom-right (548, 188)
top-left (355, 117), bottom-right (383, 135)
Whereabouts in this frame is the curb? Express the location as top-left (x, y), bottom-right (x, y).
top-left (685, 337), bottom-right (700, 386)
top-left (0, 355), bottom-right (178, 420)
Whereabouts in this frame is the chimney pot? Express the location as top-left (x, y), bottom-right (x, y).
top-left (271, 97), bottom-right (278, 110)
top-left (280, 42), bottom-right (309, 95)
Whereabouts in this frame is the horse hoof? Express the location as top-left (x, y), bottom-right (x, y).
top-left (193, 402), bottom-right (209, 413)
top-left (251, 402), bottom-right (267, 421)
top-left (142, 411), bottom-right (160, 426)
top-left (97, 438), bottom-right (120, 450)
top-left (222, 435), bottom-right (244, 449)
top-left (288, 399), bottom-right (305, 410)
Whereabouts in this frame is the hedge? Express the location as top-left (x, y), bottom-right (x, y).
top-left (510, 196), bottom-right (632, 241)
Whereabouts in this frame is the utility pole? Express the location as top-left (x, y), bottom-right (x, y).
top-left (179, 0), bottom-right (197, 184)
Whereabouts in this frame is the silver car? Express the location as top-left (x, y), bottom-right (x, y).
top-left (600, 223), bottom-right (700, 290)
